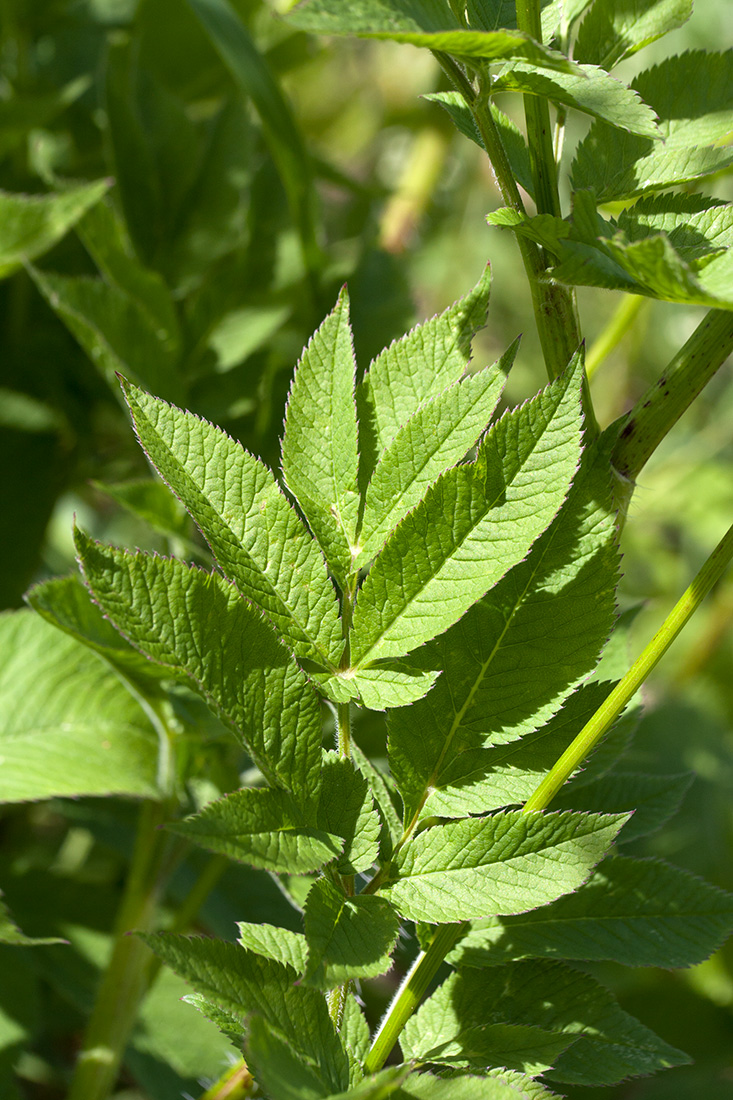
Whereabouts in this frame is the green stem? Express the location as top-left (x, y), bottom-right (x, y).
top-left (66, 799), bottom-right (174, 1100)
top-left (198, 1059), bottom-right (254, 1100)
top-left (433, 52), bottom-right (596, 436)
top-left (514, 0), bottom-right (562, 220)
top-left (611, 309), bottom-right (733, 501)
top-left (586, 294), bottom-right (646, 381)
top-left (523, 518), bottom-right (733, 812)
top-left (363, 923), bottom-right (467, 1074)
top-left (363, 519), bottom-right (733, 1071)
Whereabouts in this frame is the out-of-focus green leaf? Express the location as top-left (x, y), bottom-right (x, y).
top-left (0, 180), bottom-right (108, 279)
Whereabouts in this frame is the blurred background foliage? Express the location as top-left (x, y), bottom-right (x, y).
top-left (0, 0), bottom-right (731, 1096)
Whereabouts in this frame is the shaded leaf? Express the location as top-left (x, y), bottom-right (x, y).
top-left (303, 878), bottom-right (400, 989)
top-left (0, 180), bottom-right (108, 279)
top-left (574, 0), bottom-right (693, 70)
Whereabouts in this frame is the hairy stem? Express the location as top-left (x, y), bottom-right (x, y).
top-left (433, 52), bottom-right (596, 436)
top-left (523, 518), bottom-right (733, 811)
top-left (611, 309), bottom-right (733, 507)
top-left (66, 798), bottom-right (174, 1100)
top-left (363, 923), bottom-right (467, 1074)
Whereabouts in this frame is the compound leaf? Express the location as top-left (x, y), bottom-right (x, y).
top-left (572, 51), bottom-right (733, 201)
top-left (448, 854), bottom-right (733, 969)
top-left (0, 610), bottom-right (159, 803)
top-left (303, 878), bottom-right (400, 989)
top-left (75, 532), bottom-right (323, 804)
top-left (388, 438), bottom-right (619, 824)
top-left (381, 810), bottom-right (626, 922)
top-left (281, 287), bottom-right (360, 584)
top-left (121, 379), bottom-right (343, 670)
top-left (351, 354), bottom-right (584, 667)
top-left (403, 962), bottom-right (688, 1085)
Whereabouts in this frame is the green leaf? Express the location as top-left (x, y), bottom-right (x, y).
top-left (555, 770), bottom-right (693, 842)
top-left (406, 682), bottom-right (619, 821)
top-left (0, 76), bottom-right (89, 159)
top-left (318, 753), bottom-right (381, 874)
top-left (27, 574), bottom-right (172, 690)
top-left (237, 922), bottom-right (308, 973)
top-left (281, 287), bottom-right (361, 584)
top-left (287, 0), bottom-right (576, 70)
top-left (351, 355), bottom-right (584, 668)
top-left (0, 180), bottom-right (108, 279)
top-left (169, 788), bottom-right (343, 873)
top-left (388, 438), bottom-right (619, 824)
top-left (403, 962), bottom-right (688, 1085)
top-left (29, 267), bottom-right (183, 403)
top-left (75, 531), bottom-right (323, 803)
top-left (351, 742), bottom-right (402, 859)
top-left (357, 348), bottom-right (513, 566)
top-left (426, 95), bottom-right (535, 201)
top-left (396, 1068), bottom-right (561, 1100)
top-left (572, 51), bottom-right (733, 201)
top-left (574, 0), bottom-right (693, 70)
top-left (316, 663), bottom-right (441, 710)
top-left (358, 268), bottom-right (492, 467)
top-left (0, 610), bottom-right (160, 803)
top-left (0, 896), bottom-right (64, 946)
top-left (381, 810), bottom-right (626, 922)
top-left (120, 379), bottom-right (343, 670)
top-left (448, 854), bottom-right (733, 969)
top-left (492, 62), bottom-right (659, 137)
top-left (303, 878), bottom-right (400, 989)
top-left (142, 935), bottom-right (350, 1094)
top-left (187, 0), bottom-right (323, 275)
top-left (341, 993), bottom-right (371, 1065)
top-left (249, 1016), bottom-right (412, 1100)
top-left (182, 993), bottom-right (246, 1046)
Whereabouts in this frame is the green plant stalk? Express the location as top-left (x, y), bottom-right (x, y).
top-left (612, 308), bottom-right (733, 492)
top-left (363, 518), bottom-right (733, 1071)
top-left (523, 517), bottom-right (733, 811)
top-left (434, 52), bottom-right (595, 437)
top-left (586, 295), bottom-right (646, 381)
top-left (514, 0), bottom-right (561, 220)
top-left (198, 1059), bottom-right (254, 1100)
top-left (67, 798), bottom-right (175, 1100)
top-left (363, 922), bottom-right (467, 1075)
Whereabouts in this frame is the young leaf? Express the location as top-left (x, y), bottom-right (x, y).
top-left (75, 532), bottom-right (323, 803)
top-left (237, 922), bottom-right (308, 973)
top-left (351, 354), bottom-right (584, 668)
top-left (572, 51), bottom-right (733, 201)
top-left (120, 379), bottom-right (343, 670)
top-left (388, 438), bottom-right (619, 824)
top-left (316, 663), bottom-right (441, 710)
top-left (403, 962), bottom-right (688, 1086)
top-left (281, 287), bottom-right (360, 583)
top-left (182, 993), bottom-right (246, 1047)
top-left (303, 878), bottom-right (400, 989)
top-left (574, 0), bottom-right (693, 70)
top-left (381, 810), bottom-right (626, 922)
top-left (358, 267), bottom-right (492, 466)
top-left (168, 788), bottom-right (343, 873)
top-left (318, 753), bottom-right (381, 874)
top-left (0, 180), bottom-right (108, 279)
top-left (0, 610), bottom-right (159, 803)
top-left (491, 63), bottom-right (660, 138)
top-left (287, 0), bottom-right (576, 71)
top-left (554, 770), bottom-right (693, 842)
top-left (141, 935), bottom-right (350, 1094)
top-left (356, 347), bottom-right (513, 566)
top-left (448, 854), bottom-right (733, 970)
